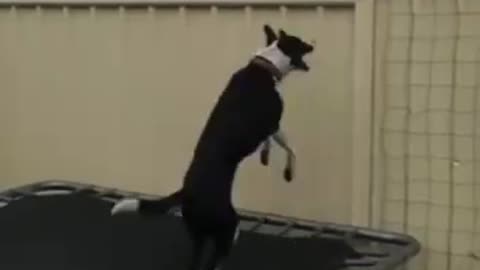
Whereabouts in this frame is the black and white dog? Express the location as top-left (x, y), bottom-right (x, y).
top-left (111, 25), bottom-right (314, 270)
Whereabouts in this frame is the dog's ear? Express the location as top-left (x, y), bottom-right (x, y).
top-left (279, 29), bottom-right (287, 39)
top-left (264, 24), bottom-right (277, 45)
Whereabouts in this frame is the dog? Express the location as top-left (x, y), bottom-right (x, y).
top-left (111, 24), bottom-right (314, 270)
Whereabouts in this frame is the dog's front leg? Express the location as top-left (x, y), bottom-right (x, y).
top-left (260, 138), bottom-right (271, 166)
top-left (272, 130), bottom-right (295, 182)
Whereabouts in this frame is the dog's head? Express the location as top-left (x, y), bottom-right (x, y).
top-left (261, 24), bottom-right (314, 72)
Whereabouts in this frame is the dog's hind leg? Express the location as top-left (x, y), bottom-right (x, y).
top-left (186, 230), bottom-right (207, 270)
top-left (202, 220), bottom-right (239, 270)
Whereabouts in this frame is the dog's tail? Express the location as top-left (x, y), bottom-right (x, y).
top-left (111, 189), bottom-right (183, 216)
top-left (140, 189), bottom-right (184, 215)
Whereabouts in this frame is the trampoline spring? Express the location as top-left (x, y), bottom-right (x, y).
top-left (277, 221), bottom-right (295, 236)
top-left (34, 183), bottom-right (77, 190)
top-left (291, 223), bottom-right (317, 232)
top-left (0, 195), bottom-right (12, 202)
top-left (309, 226), bottom-right (325, 238)
top-left (3, 191), bottom-right (28, 200)
top-left (353, 243), bottom-right (390, 258)
top-left (31, 185), bottom-right (78, 196)
top-left (73, 187), bottom-right (99, 196)
top-left (277, 227), bottom-right (292, 236)
top-left (71, 183), bottom-right (96, 191)
top-left (99, 192), bottom-right (124, 201)
top-left (358, 250), bottom-right (389, 258)
top-left (248, 217), bottom-right (266, 232)
top-left (343, 258), bottom-right (378, 267)
top-left (344, 229), bottom-right (359, 241)
top-left (96, 189), bottom-right (122, 198)
top-left (0, 200), bottom-right (8, 208)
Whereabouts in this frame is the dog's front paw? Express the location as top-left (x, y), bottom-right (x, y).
top-left (283, 167), bottom-right (293, 182)
top-left (260, 149), bottom-right (269, 166)
top-left (111, 198), bottom-right (140, 215)
top-left (284, 153), bottom-right (295, 182)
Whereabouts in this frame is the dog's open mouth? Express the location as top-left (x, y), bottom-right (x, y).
top-left (295, 45), bottom-right (314, 71)
top-left (294, 55), bottom-right (313, 71)
top-left (298, 60), bottom-right (310, 71)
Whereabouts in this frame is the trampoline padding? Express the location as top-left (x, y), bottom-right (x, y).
top-left (0, 192), bottom-right (362, 270)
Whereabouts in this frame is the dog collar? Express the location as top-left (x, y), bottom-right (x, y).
top-left (253, 42), bottom-right (292, 79)
top-left (251, 56), bottom-right (283, 82)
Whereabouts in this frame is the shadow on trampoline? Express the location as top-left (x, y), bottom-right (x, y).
top-left (0, 181), bottom-right (420, 270)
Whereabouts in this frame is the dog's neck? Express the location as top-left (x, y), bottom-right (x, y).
top-left (252, 42), bottom-right (292, 82)
top-left (251, 56), bottom-right (283, 83)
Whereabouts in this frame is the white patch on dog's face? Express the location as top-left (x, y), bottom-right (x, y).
top-left (254, 41), bottom-right (292, 76)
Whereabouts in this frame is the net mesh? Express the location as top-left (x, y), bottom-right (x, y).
top-left (381, 0), bottom-right (480, 269)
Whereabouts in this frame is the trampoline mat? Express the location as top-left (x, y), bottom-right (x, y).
top-left (0, 192), bottom-right (363, 270)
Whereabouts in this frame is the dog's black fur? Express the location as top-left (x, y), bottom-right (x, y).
top-left (113, 25), bottom-right (314, 270)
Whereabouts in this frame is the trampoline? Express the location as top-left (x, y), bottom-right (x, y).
top-left (0, 180), bottom-right (420, 270)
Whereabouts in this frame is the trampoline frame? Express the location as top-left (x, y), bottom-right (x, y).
top-left (0, 180), bottom-right (420, 270)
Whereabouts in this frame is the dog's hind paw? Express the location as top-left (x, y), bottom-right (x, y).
top-left (111, 198), bottom-right (140, 215)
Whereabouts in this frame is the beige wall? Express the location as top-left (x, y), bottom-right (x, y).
top-left (0, 5), bottom-right (358, 223)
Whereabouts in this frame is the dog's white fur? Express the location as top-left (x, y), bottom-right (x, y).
top-left (111, 198), bottom-right (139, 215)
top-left (254, 41), bottom-right (293, 78)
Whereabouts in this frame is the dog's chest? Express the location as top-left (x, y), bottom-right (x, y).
top-left (243, 83), bottom-right (282, 116)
